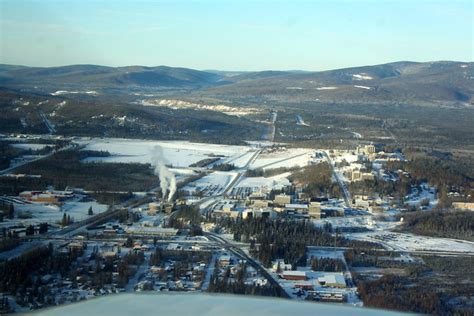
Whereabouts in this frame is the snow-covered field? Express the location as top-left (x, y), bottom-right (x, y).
top-left (140, 99), bottom-right (260, 116)
top-left (0, 201), bottom-right (107, 228)
top-left (353, 85), bottom-right (371, 90)
top-left (404, 183), bottom-right (438, 209)
top-left (79, 138), bottom-right (250, 167)
top-left (316, 86), bottom-right (338, 90)
top-left (329, 150), bottom-right (359, 164)
top-left (217, 151), bottom-right (256, 168)
top-left (346, 231), bottom-right (474, 253)
top-left (352, 73), bottom-right (373, 80)
top-left (250, 148), bottom-right (313, 170)
top-left (50, 90), bottom-right (98, 96)
top-left (10, 143), bottom-right (51, 150)
top-left (234, 172), bottom-right (291, 191)
top-left (182, 171), bottom-right (238, 196)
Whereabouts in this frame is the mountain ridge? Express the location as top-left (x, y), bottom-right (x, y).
top-left (0, 61), bottom-right (472, 105)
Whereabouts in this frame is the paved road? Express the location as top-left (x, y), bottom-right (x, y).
top-left (222, 148), bottom-right (262, 197)
top-left (38, 110), bottom-right (56, 134)
top-left (205, 232), bottom-right (290, 298)
top-left (255, 151), bottom-right (310, 171)
top-left (322, 151), bottom-right (351, 208)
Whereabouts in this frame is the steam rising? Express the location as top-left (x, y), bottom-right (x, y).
top-left (151, 145), bottom-right (176, 201)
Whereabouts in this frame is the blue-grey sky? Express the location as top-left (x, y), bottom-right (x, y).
top-left (0, 0), bottom-right (472, 71)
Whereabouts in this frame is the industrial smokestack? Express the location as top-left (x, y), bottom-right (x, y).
top-left (150, 145), bottom-right (177, 202)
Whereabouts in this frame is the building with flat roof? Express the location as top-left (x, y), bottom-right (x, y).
top-left (452, 202), bottom-right (474, 211)
top-left (274, 194), bottom-right (291, 206)
top-left (317, 273), bottom-right (346, 288)
top-left (280, 270), bottom-right (307, 281)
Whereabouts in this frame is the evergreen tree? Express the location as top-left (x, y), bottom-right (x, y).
top-left (25, 225), bottom-right (35, 236)
top-left (7, 204), bottom-right (14, 219)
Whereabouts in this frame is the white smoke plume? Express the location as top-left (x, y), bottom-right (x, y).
top-left (150, 145), bottom-right (176, 201)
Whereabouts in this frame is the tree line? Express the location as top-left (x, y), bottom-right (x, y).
top-left (398, 209), bottom-right (474, 241)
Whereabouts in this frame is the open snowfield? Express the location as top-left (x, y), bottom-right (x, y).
top-left (306, 247), bottom-right (346, 260)
top-left (352, 73), bottom-right (373, 80)
top-left (316, 86), bottom-right (338, 90)
top-left (353, 85), bottom-right (372, 90)
top-left (250, 148), bottom-right (313, 170)
top-left (330, 150), bottom-right (359, 164)
top-left (0, 201), bottom-right (107, 228)
top-left (346, 231), bottom-right (474, 253)
top-left (235, 172), bottom-right (291, 191)
top-left (404, 183), bottom-right (438, 209)
top-left (10, 143), bottom-right (51, 150)
top-left (313, 215), bottom-right (379, 230)
top-left (217, 151), bottom-right (256, 168)
top-left (182, 171), bottom-right (238, 196)
top-left (79, 138), bottom-right (250, 167)
top-left (140, 99), bottom-right (260, 116)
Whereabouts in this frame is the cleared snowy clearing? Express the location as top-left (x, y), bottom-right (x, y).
top-left (352, 73), bottom-right (373, 80)
top-left (140, 99), bottom-right (260, 116)
top-left (353, 85), bottom-right (372, 90)
top-left (10, 143), bottom-right (51, 150)
top-left (216, 151), bottom-right (256, 168)
top-left (250, 148), bottom-right (313, 170)
top-left (0, 201), bottom-right (107, 228)
top-left (182, 171), bottom-right (238, 196)
top-left (235, 172), bottom-right (291, 190)
top-left (346, 231), bottom-right (474, 253)
top-left (80, 138), bottom-right (250, 167)
top-left (51, 90), bottom-right (98, 96)
top-left (316, 86), bottom-right (338, 90)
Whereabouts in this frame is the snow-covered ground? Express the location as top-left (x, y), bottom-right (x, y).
top-left (0, 200), bottom-right (107, 228)
top-left (234, 172), bottom-right (291, 191)
top-left (215, 151), bottom-right (256, 168)
top-left (404, 183), bottom-right (438, 209)
top-left (346, 231), bottom-right (474, 253)
top-left (250, 148), bottom-right (313, 170)
top-left (350, 132), bottom-right (363, 139)
top-left (353, 85), bottom-right (371, 90)
top-left (316, 86), bottom-right (338, 90)
top-left (79, 138), bottom-right (250, 167)
top-left (140, 99), bottom-right (260, 116)
top-left (182, 171), bottom-right (238, 196)
top-left (329, 150), bottom-right (359, 164)
top-left (352, 73), bottom-right (373, 80)
top-left (50, 90), bottom-right (98, 96)
top-left (10, 143), bottom-right (51, 150)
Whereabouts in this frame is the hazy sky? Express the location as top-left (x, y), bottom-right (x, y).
top-left (0, 0), bottom-right (472, 71)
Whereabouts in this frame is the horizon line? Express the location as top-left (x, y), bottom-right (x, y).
top-left (1, 59), bottom-right (472, 73)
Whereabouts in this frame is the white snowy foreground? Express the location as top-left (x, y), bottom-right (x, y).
top-left (28, 293), bottom-right (408, 316)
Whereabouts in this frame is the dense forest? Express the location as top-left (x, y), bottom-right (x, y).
top-left (217, 217), bottom-right (378, 268)
top-left (6, 149), bottom-right (157, 194)
top-left (355, 255), bottom-right (474, 315)
top-left (207, 261), bottom-right (279, 297)
top-left (388, 150), bottom-right (474, 207)
top-left (290, 163), bottom-right (341, 197)
top-left (357, 274), bottom-right (446, 314)
top-left (398, 210), bottom-right (474, 241)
